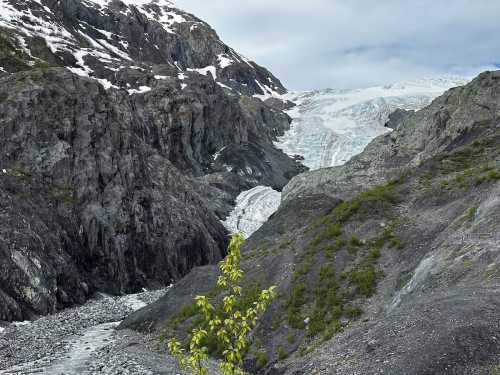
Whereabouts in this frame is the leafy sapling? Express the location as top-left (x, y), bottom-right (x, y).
top-left (167, 234), bottom-right (276, 375)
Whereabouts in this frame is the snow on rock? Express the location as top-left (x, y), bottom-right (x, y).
top-left (187, 65), bottom-right (217, 80)
top-left (217, 53), bottom-right (234, 69)
top-left (0, 0), bottom-right (285, 97)
top-left (276, 76), bottom-right (470, 170)
top-left (127, 85), bottom-right (152, 95)
top-left (253, 79), bottom-right (282, 101)
top-left (223, 186), bottom-right (281, 238)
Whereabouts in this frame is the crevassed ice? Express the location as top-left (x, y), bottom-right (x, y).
top-left (222, 186), bottom-right (281, 238)
top-left (276, 76), bottom-right (470, 170)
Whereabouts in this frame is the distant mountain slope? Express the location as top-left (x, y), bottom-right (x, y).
top-left (276, 76), bottom-right (470, 170)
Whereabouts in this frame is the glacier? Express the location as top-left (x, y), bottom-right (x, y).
top-left (276, 76), bottom-right (470, 170)
top-left (224, 76), bottom-right (471, 237)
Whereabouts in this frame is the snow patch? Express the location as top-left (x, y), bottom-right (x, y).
top-left (253, 79), bottom-right (282, 101)
top-left (127, 86), bottom-right (152, 95)
top-left (96, 78), bottom-right (118, 90)
top-left (187, 65), bottom-right (216, 80)
top-left (217, 82), bottom-right (232, 90)
top-left (217, 53), bottom-right (234, 69)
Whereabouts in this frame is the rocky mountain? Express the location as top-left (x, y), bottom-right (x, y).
top-left (122, 70), bottom-right (500, 374)
top-left (0, 0), bottom-right (305, 321)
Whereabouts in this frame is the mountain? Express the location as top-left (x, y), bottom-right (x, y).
top-left (0, 0), bottom-right (305, 321)
top-left (122, 70), bottom-right (500, 374)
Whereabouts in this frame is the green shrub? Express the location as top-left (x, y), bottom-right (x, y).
top-left (308, 265), bottom-right (342, 337)
top-left (254, 351), bottom-right (269, 370)
top-left (286, 285), bottom-right (308, 329)
top-left (348, 264), bottom-right (378, 297)
top-left (277, 346), bottom-right (288, 361)
top-left (343, 304), bottom-right (362, 319)
top-left (286, 334), bottom-right (296, 344)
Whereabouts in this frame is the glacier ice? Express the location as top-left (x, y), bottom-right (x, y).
top-left (276, 76), bottom-right (470, 170)
top-left (222, 186), bottom-right (281, 238)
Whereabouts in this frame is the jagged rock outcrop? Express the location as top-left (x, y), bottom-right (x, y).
top-left (0, 0), bottom-right (305, 321)
top-left (122, 71), bottom-right (500, 374)
top-left (384, 108), bottom-right (414, 131)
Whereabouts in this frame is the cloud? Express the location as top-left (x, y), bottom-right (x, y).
top-left (175, 0), bottom-right (500, 90)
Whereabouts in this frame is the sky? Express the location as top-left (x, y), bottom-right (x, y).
top-left (175, 0), bottom-right (500, 91)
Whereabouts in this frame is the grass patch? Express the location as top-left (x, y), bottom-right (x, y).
top-left (277, 346), bottom-right (288, 361)
top-left (308, 265), bottom-right (342, 338)
top-left (285, 284), bottom-right (308, 329)
top-left (286, 333), bottom-right (297, 345)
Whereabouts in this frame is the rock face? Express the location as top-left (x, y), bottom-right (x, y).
top-left (122, 71), bottom-right (500, 374)
top-left (0, 0), bottom-right (305, 321)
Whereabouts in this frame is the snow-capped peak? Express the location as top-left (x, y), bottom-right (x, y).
top-left (84, 0), bottom-right (175, 8)
top-left (0, 0), bottom-right (285, 96)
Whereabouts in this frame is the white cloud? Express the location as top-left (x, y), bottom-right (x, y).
top-left (176, 0), bottom-right (500, 90)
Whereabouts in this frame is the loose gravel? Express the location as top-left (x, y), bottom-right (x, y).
top-left (0, 289), bottom-right (169, 374)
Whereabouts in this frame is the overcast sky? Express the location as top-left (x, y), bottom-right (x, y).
top-left (175, 0), bottom-right (500, 91)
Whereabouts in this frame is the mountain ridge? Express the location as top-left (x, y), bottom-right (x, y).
top-left (0, 0), bottom-right (286, 96)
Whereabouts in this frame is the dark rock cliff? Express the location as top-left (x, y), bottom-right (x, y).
top-left (0, 0), bottom-right (305, 321)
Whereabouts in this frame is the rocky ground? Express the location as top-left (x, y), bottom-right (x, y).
top-left (0, 289), bottom-right (192, 375)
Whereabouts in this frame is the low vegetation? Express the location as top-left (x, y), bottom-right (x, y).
top-left (277, 179), bottom-right (406, 352)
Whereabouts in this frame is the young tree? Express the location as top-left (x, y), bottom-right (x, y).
top-left (168, 234), bottom-right (276, 375)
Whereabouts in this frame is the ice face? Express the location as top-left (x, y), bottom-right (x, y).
top-left (222, 186), bottom-right (281, 238)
